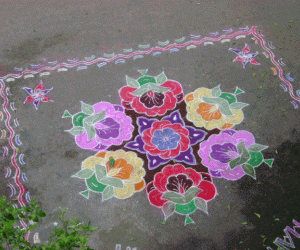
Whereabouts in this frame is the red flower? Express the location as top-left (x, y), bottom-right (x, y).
top-left (119, 80), bottom-right (183, 116)
top-left (146, 164), bottom-right (217, 207)
top-left (142, 121), bottom-right (189, 159)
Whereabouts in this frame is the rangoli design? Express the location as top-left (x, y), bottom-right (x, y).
top-left (1, 26), bottom-right (296, 241)
top-left (66, 70), bottom-right (273, 225)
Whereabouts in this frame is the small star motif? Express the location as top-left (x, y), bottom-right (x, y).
top-left (229, 44), bottom-right (260, 68)
top-left (23, 81), bottom-right (53, 110)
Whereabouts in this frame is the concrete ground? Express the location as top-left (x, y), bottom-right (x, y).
top-left (0, 0), bottom-right (300, 249)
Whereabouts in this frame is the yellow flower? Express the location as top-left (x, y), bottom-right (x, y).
top-left (82, 150), bottom-right (146, 199)
top-left (185, 88), bottom-right (244, 130)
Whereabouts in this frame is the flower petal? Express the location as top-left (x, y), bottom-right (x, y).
top-left (35, 81), bottom-right (45, 92)
top-left (196, 180), bottom-right (217, 201)
top-left (24, 96), bottom-right (35, 104)
top-left (75, 132), bottom-right (99, 150)
top-left (135, 179), bottom-right (146, 191)
top-left (82, 156), bottom-right (104, 170)
top-left (148, 189), bottom-right (168, 207)
top-left (106, 158), bottom-right (134, 180)
top-left (23, 87), bottom-right (33, 95)
top-left (114, 183), bottom-right (135, 199)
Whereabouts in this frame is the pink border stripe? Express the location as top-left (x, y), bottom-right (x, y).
top-left (0, 79), bottom-right (29, 239)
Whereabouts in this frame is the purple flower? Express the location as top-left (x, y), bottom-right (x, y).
top-left (198, 129), bottom-right (256, 180)
top-left (73, 102), bottom-right (134, 151)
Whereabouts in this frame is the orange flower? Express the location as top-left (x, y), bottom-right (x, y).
top-left (82, 150), bottom-right (146, 199)
top-left (196, 103), bottom-right (222, 121)
top-left (185, 87), bottom-right (245, 130)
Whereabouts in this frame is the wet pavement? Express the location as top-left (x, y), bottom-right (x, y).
top-left (0, 1), bottom-right (300, 249)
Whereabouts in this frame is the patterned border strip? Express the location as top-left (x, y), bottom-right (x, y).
top-left (0, 79), bottom-right (30, 239)
top-left (1, 26), bottom-right (299, 106)
top-left (252, 30), bottom-right (300, 105)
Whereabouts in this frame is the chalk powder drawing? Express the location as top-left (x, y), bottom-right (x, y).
top-left (0, 26), bottom-right (292, 240)
top-left (67, 70), bottom-right (273, 225)
top-left (267, 219), bottom-right (300, 249)
top-left (23, 80), bottom-right (53, 110)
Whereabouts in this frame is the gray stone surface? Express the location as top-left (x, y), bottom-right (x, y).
top-left (0, 1), bottom-right (300, 249)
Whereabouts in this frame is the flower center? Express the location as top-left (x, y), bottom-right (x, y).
top-left (166, 174), bottom-right (193, 194)
top-left (139, 91), bottom-right (165, 108)
top-left (151, 128), bottom-right (181, 151)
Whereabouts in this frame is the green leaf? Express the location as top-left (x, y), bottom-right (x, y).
top-left (62, 110), bottom-right (72, 118)
top-left (90, 226), bottom-right (99, 231)
top-left (36, 209), bottom-right (46, 217)
top-left (131, 84), bottom-right (151, 96)
top-left (234, 87), bottom-right (244, 95)
top-left (156, 72), bottom-right (167, 84)
top-left (229, 102), bottom-right (249, 110)
top-left (175, 200), bottom-right (197, 214)
top-left (184, 187), bottom-right (201, 203)
top-left (264, 159), bottom-right (274, 167)
top-left (83, 110), bottom-right (106, 124)
top-left (255, 213), bottom-right (261, 218)
top-left (242, 163), bottom-right (256, 179)
top-left (126, 75), bottom-right (140, 88)
top-left (237, 141), bottom-right (246, 154)
top-left (149, 83), bottom-right (169, 93)
top-left (26, 224), bottom-right (38, 232)
top-left (33, 216), bottom-right (39, 223)
top-left (202, 96), bottom-right (233, 116)
top-left (241, 221), bottom-right (247, 225)
top-left (81, 101), bottom-right (94, 115)
top-left (72, 112), bottom-right (88, 127)
top-left (194, 197), bottom-right (208, 214)
top-left (248, 143), bottom-right (268, 152)
top-left (79, 190), bottom-right (90, 199)
top-left (162, 201), bottom-right (175, 221)
top-left (162, 191), bottom-right (185, 204)
top-left (230, 142), bottom-right (251, 169)
top-left (0, 196), bottom-right (6, 206)
top-left (211, 85), bottom-right (221, 97)
top-left (219, 93), bottom-right (237, 104)
top-left (138, 76), bottom-right (156, 86)
top-left (184, 215), bottom-right (195, 225)
top-left (66, 126), bottom-right (85, 136)
top-left (247, 152), bottom-right (264, 167)
top-left (83, 121), bottom-right (96, 140)
top-left (102, 186), bottom-right (114, 201)
top-left (109, 157), bottom-right (115, 168)
top-left (72, 168), bottom-right (94, 179)
top-left (95, 164), bottom-right (107, 182)
top-left (86, 174), bottom-right (107, 192)
top-left (131, 82), bottom-right (169, 96)
top-left (4, 213), bottom-right (15, 220)
top-left (99, 177), bottom-right (123, 188)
